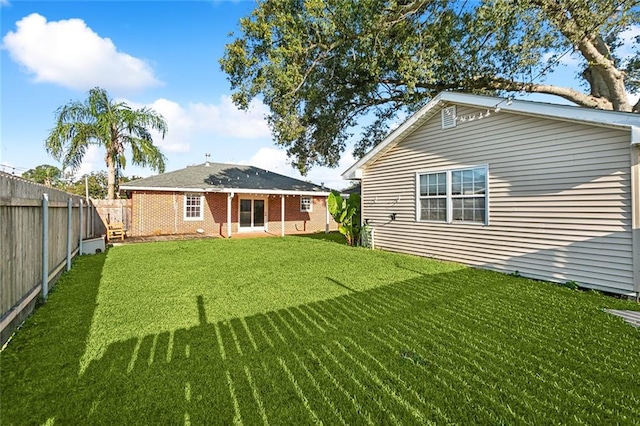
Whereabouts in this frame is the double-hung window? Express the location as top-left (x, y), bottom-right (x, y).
top-left (417, 166), bottom-right (488, 224)
top-left (184, 193), bottom-right (204, 221)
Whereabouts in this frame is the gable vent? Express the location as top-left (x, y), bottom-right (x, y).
top-left (441, 106), bottom-right (457, 129)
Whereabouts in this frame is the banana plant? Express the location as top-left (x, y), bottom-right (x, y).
top-left (327, 190), bottom-right (361, 246)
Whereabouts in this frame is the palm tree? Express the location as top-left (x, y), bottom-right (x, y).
top-left (45, 87), bottom-right (168, 199)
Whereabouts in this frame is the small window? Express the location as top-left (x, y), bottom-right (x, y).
top-left (300, 196), bottom-right (313, 212)
top-left (184, 193), bottom-right (204, 221)
top-left (441, 106), bottom-right (457, 129)
top-left (417, 165), bottom-right (488, 224)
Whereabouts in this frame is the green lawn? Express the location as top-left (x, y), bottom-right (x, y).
top-left (1, 234), bottom-right (639, 424)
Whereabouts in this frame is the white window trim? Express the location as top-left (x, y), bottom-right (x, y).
top-left (184, 193), bottom-right (204, 221)
top-left (300, 196), bottom-right (313, 212)
top-left (415, 164), bottom-right (489, 225)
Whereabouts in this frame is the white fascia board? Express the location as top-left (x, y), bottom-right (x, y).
top-left (341, 94), bottom-right (445, 179)
top-left (121, 185), bottom-right (330, 196)
top-left (120, 186), bottom-right (223, 192)
top-left (441, 92), bottom-right (640, 130)
top-left (220, 188), bottom-right (331, 196)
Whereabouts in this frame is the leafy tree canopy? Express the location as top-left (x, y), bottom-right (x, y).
top-left (221, 0), bottom-right (640, 173)
top-left (21, 164), bottom-right (64, 187)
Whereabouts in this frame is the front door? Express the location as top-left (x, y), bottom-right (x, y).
top-left (239, 198), bottom-right (266, 231)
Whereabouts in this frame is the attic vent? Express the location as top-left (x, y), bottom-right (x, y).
top-left (441, 106), bottom-right (457, 129)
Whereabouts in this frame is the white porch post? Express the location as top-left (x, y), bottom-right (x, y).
top-left (281, 195), bottom-right (285, 237)
top-left (227, 192), bottom-right (233, 238)
top-left (325, 196), bottom-right (330, 233)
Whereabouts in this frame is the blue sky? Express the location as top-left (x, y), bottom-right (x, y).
top-left (1, 1), bottom-right (638, 190)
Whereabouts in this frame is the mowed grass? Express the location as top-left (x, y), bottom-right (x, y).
top-left (1, 234), bottom-right (639, 425)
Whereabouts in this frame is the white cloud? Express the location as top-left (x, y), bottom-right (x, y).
top-left (125, 95), bottom-right (270, 155)
top-left (191, 96), bottom-right (270, 138)
top-left (243, 147), bottom-right (356, 191)
top-left (2, 13), bottom-right (160, 91)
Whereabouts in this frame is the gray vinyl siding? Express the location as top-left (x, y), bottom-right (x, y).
top-left (362, 106), bottom-right (635, 295)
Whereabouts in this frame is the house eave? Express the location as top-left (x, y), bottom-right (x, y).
top-left (120, 185), bottom-right (330, 196)
top-left (341, 91), bottom-right (640, 178)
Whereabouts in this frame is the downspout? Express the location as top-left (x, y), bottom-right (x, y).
top-left (325, 196), bottom-right (329, 233)
top-left (281, 194), bottom-right (285, 237)
top-left (631, 144), bottom-right (640, 300)
top-left (227, 192), bottom-right (234, 238)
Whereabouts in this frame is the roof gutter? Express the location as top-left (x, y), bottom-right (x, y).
top-left (120, 186), bottom-right (331, 197)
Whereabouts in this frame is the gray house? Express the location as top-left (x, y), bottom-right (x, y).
top-left (343, 92), bottom-right (640, 297)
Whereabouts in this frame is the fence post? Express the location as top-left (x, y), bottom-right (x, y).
top-left (42, 193), bottom-right (49, 300)
top-left (79, 198), bottom-right (84, 255)
top-left (67, 198), bottom-right (72, 271)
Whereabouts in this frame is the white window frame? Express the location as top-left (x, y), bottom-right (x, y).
top-left (415, 165), bottom-right (489, 225)
top-left (184, 193), bottom-right (204, 221)
top-left (300, 196), bottom-right (313, 212)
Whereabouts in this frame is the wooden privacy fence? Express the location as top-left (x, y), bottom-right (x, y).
top-left (0, 173), bottom-right (105, 345)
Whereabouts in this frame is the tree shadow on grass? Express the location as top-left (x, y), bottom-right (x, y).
top-left (289, 231), bottom-right (347, 245)
top-left (2, 265), bottom-right (640, 425)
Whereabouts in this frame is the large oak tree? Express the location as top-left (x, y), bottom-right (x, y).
top-left (221, 0), bottom-right (640, 173)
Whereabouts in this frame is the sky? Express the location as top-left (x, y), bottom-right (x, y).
top-left (1, 1), bottom-right (638, 191)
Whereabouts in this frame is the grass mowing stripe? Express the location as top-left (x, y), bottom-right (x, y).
top-left (243, 366), bottom-right (269, 426)
top-left (342, 336), bottom-right (451, 424)
top-left (240, 318), bottom-right (259, 351)
top-left (329, 297), bottom-right (369, 322)
top-left (225, 370), bottom-right (243, 426)
top-left (277, 357), bottom-right (323, 425)
top-left (333, 340), bottom-right (431, 425)
top-left (332, 295), bottom-right (376, 321)
top-left (318, 344), bottom-right (401, 425)
top-left (290, 352), bottom-right (348, 426)
top-left (306, 348), bottom-right (375, 426)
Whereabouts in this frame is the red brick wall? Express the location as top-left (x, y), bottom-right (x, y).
top-left (129, 191), bottom-right (337, 237)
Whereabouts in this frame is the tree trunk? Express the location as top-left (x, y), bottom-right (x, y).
top-left (106, 154), bottom-right (116, 200)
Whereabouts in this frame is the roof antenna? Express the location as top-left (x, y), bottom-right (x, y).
top-left (205, 153), bottom-right (211, 167)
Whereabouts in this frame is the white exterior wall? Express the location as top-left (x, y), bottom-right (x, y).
top-left (362, 105), bottom-right (636, 295)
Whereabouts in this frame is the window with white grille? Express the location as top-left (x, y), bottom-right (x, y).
top-left (417, 165), bottom-right (488, 224)
top-left (184, 193), bottom-right (204, 220)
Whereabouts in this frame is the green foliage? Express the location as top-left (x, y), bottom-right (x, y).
top-left (564, 280), bottom-right (580, 290)
top-left (64, 171), bottom-right (109, 199)
top-left (21, 164), bottom-right (64, 187)
top-left (2, 237), bottom-right (639, 424)
top-left (221, 0), bottom-right (640, 173)
top-left (45, 87), bottom-right (168, 199)
top-left (327, 190), bottom-right (361, 246)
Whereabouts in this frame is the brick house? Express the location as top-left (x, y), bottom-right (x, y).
top-left (120, 162), bottom-right (337, 238)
